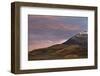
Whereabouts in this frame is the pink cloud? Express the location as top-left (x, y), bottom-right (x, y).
top-left (28, 15), bottom-right (81, 31)
top-left (29, 23), bottom-right (81, 31)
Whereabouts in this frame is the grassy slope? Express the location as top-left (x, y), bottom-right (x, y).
top-left (28, 44), bottom-right (87, 60)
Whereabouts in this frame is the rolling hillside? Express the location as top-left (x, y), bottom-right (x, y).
top-left (28, 32), bottom-right (88, 60)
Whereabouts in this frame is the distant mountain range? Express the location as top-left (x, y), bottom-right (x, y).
top-left (28, 32), bottom-right (88, 60)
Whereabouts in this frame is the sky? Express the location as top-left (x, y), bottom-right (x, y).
top-left (28, 15), bottom-right (88, 51)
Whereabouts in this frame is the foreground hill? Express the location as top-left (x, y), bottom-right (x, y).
top-left (28, 32), bottom-right (88, 60)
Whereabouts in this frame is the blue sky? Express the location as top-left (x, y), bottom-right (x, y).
top-left (28, 15), bottom-right (88, 51)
